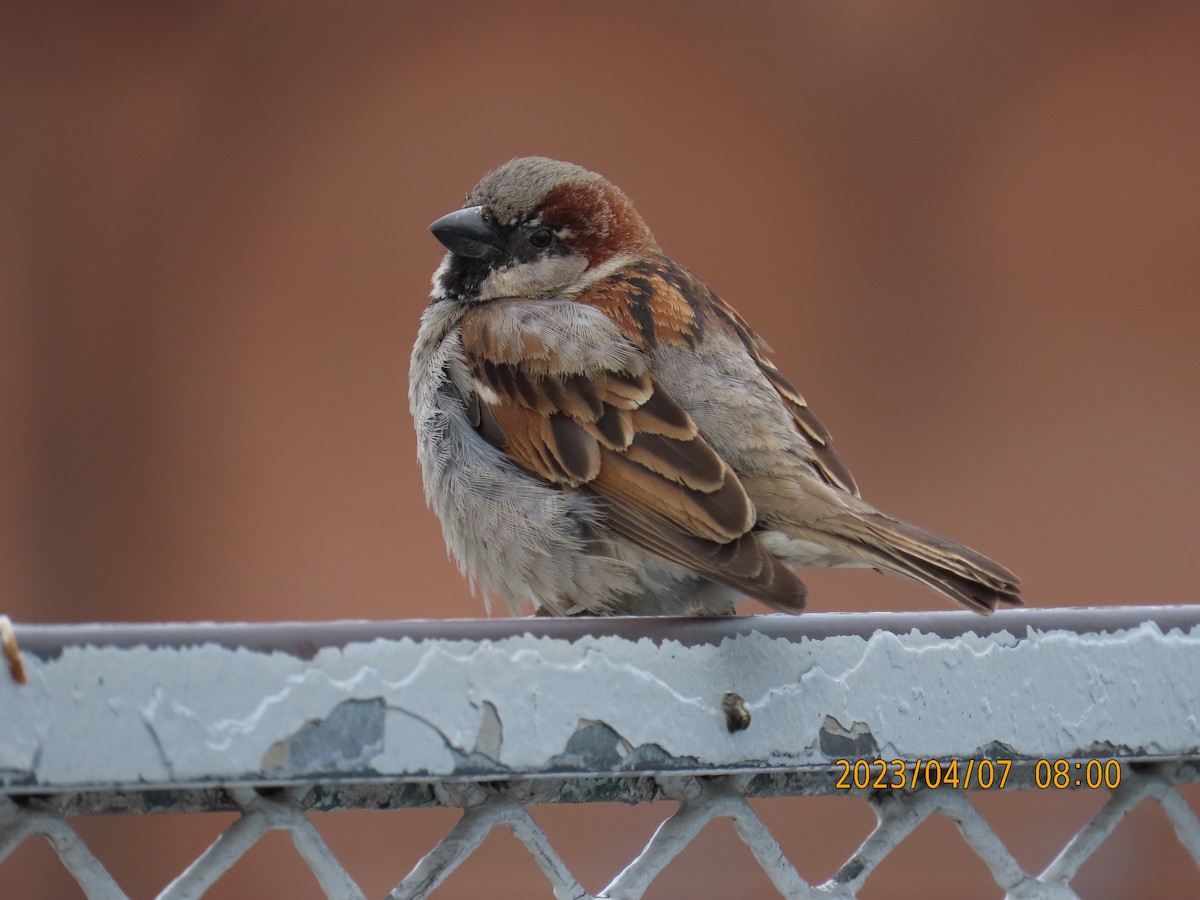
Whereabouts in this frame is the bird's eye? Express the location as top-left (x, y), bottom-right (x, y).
top-left (529, 228), bottom-right (554, 249)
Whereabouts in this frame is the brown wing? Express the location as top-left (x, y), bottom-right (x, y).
top-left (583, 257), bottom-right (860, 497)
top-left (754, 362), bottom-right (860, 497)
top-left (692, 277), bottom-right (861, 497)
top-left (458, 304), bottom-right (806, 610)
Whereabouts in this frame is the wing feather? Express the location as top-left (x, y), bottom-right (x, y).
top-left (457, 302), bottom-right (805, 608)
top-left (587, 256), bottom-right (861, 497)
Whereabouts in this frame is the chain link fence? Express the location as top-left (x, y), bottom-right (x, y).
top-left (3, 607), bottom-right (1199, 898)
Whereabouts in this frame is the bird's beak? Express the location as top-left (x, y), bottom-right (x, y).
top-left (430, 206), bottom-right (503, 260)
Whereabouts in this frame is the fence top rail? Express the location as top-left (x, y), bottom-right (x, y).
top-left (6, 606), bottom-right (1200, 895)
top-left (4, 604), bottom-right (1199, 805)
top-left (12, 604), bottom-right (1200, 658)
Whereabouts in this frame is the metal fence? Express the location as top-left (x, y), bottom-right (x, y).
top-left (3, 606), bottom-right (1199, 898)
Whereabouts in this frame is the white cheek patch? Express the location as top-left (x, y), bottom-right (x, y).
top-left (480, 254), bottom-right (589, 301)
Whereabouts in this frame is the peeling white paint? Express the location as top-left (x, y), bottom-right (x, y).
top-left (2, 614), bottom-right (1198, 790)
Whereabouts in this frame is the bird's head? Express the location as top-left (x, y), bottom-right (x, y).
top-left (430, 157), bottom-right (656, 303)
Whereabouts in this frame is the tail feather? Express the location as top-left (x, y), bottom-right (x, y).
top-left (807, 514), bottom-right (1022, 614)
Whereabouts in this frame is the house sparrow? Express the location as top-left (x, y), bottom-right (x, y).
top-left (410, 157), bottom-right (1021, 617)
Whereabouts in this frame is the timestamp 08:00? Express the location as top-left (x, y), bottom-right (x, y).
top-left (1035, 759), bottom-right (1122, 790)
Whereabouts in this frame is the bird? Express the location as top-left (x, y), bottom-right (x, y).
top-left (410, 157), bottom-right (1021, 618)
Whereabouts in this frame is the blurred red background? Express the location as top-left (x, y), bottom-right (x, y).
top-left (3, 2), bottom-right (1198, 897)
